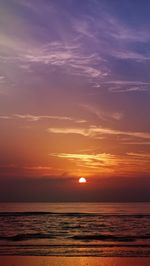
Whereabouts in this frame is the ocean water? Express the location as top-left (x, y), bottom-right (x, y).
top-left (0, 202), bottom-right (150, 257)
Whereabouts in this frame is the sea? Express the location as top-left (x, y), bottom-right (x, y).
top-left (0, 202), bottom-right (150, 257)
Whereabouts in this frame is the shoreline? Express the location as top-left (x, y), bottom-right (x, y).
top-left (0, 256), bottom-right (150, 266)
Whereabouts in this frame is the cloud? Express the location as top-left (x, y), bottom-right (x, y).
top-left (48, 125), bottom-right (150, 140)
top-left (23, 42), bottom-right (107, 80)
top-left (0, 164), bottom-right (52, 171)
top-left (48, 127), bottom-right (89, 136)
top-left (1, 0), bottom-right (150, 92)
top-left (111, 86), bottom-right (149, 93)
top-left (49, 151), bottom-right (150, 175)
top-left (90, 81), bottom-right (150, 93)
top-left (80, 104), bottom-right (124, 121)
top-left (96, 12), bottom-right (150, 61)
top-left (95, 10), bottom-right (150, 43)
top-left (72, 17), bottom-right (97, 40)
top-left (0, 5), bottom-right (108, 85)
top-left (0, 33), bottom-right (108, 86)
top-left (110, 50), bottom-right (150, 61)
top-left (72, 8), bottom-right (150, 60)
top-left (102, 81), bottom-right (150, 85)
top-left (0, 114), bottom-right (87, 123)
top-left (0, 115), bottom-right (10, 119)
top-left (110, 85), bottom-right (149, 93)
top-left (127, 152), bottom-right (150, 158)
top-left (14, 114), bottom-right (73, 122)
top-left (24, 165), bottom-right (52, 171)
top-left (49, 152), bottom-right (117, 170)
top-left (97, 81), bottom-right (150, 93)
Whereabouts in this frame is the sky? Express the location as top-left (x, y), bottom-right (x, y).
top-left (0, 0), bottom-right (150, 201)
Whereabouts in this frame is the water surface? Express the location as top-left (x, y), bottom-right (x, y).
top-left (0, 202), bottom-right (150, 256)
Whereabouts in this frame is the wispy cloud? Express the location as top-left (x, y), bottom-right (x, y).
top-left (14, 114), bottom-right (73, 122)
top-left (48, 127), bottom-right (89, 136)
top-left (1, 0), bottom-right (150, 92)
top-left (80, 104), bottom-right (124, 121)
top-left (110, 86), bottom-right (149, 93)
top-left (127, 152), bottom-right (150, 158)
top-left (0, 114), bottom-right (86, 123)
top-left (48, 125), bottom-right (150, 140)
top-left (88, 6), bottom-right (150, 43)
top-left (24, 165), bottom-right (52, 171)
top-left (73, 8), bottom-right (150, 58)
top-left (0, 34), bottom-right (108, 85)
top-left (49, 151), bottom-right (150, 174)
top-left (23, 41), bottom-right (108, 80)
top-left (97, 12), bottom-right (150, 61)
top-left (49, 152), bottom-right (117, 169)
top-left (101, 81), bottom-right (150, 93)
top-left (102, 81), bottom-right (150, 85)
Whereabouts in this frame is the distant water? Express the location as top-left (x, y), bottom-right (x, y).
top-left (0, 202), bottom-right (150, 256)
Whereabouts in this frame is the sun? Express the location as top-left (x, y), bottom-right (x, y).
top-left (79, 177), bottom-right (87, 183)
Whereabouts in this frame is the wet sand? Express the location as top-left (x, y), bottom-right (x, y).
top-left (0, 256), bottom-right (150, 266)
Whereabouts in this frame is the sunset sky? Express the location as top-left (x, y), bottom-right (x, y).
top-left (0, 0), bottom-right (150, 201)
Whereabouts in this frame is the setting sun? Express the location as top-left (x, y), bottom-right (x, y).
top-left (79, 177), bottom-right (87, 183)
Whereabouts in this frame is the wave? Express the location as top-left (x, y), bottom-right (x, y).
top-left (0, 212), bottom-right (150, 217)
top-left (1, 232), bottom-right (150, 242)
top-left (0, 243), bottom-right (150, 257)
top-left (0, 233), bottom-right (54, 241)
top-left (72, 234), bottom-right (134, 242)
